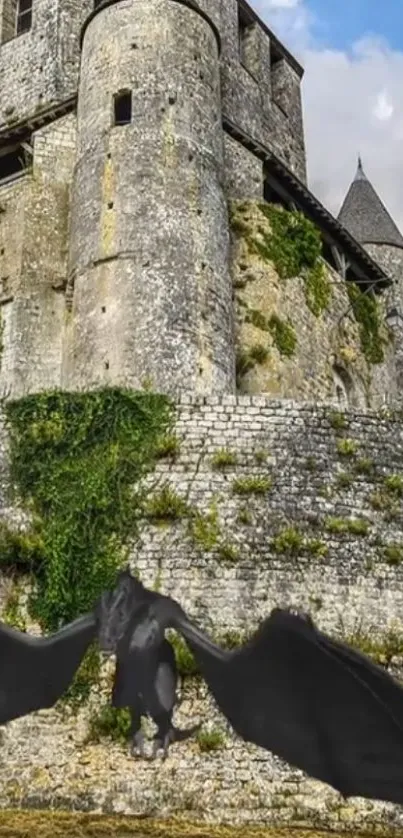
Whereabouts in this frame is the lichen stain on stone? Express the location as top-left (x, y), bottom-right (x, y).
top-left (162, 109), bottom-right (178, 171)
top-left (100, 157), bottom-right (115, 257)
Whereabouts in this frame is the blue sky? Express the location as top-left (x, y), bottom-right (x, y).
top-left (252, 0), bottom-right (403, 231)
top-left (306, 0), bottom-right (403, 53)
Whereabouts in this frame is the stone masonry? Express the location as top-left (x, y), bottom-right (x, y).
top-left (2, 0), bottom-right (397, 403)
top-left (0, 394), bottom-right (403, 831)
top-left (1, 0), bottom-right (403, 831)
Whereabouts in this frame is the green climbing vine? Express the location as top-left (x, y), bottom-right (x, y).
top-left (346, 283), bottom-right (387, 364)
top-left (3, 388), bottom-right (174, 632)
top-left (231, 202), bottom-right (332, 317)
top-left (267, 314), bottom-right (297, 357)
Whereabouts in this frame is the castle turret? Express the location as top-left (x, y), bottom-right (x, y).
top-left (338, 157), bottom-right (403, 391)
top-left (338, 156), bottom-right (403, 280)
top-left (62, 0), bottom-right (236, 396)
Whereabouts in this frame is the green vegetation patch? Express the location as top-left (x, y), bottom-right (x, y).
top-left (382, 544), bottom-right (403, 566)
top-left (232, 476), bottom-right (272, 495)
top-left (196, 727), bottom-right (226, 752)
top-left (144, 485), bottom-right (189, 522)
top-left (231, 202), bottom-right (332, 318)
top-left (327, 410), bottom-right (347, 432)
top-left (353, 457), bottom-right (375, 477)
top-left (190, 503), bottom-right (221, 552)
top-left (3, 387), bottom-right (174, 703)
top-left (336, 438), bottom-right (358, 457)
top-left (346, 283), bottom-right (388, 365)
top-left (324, 517), bottom-right (370, 536)
top-left (335, 471), bottom-right (354, 490)
top-left (271, 526), bottom-right (328, 558)
top-left (86, 704), bottom-right (132, 744)
top-left (211, 449), bottom-right (238, 470)
top-left (303, 261), bottom-right (332, 317)
top-left (343, 627), bottom-right (403, 668)
top-left (267, 314), bottom-right (297, 358)
top-left (383, 474), bottom-right (403, 498)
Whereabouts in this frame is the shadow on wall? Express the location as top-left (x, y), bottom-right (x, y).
top-left (331, 364), bottom-right (366, 409)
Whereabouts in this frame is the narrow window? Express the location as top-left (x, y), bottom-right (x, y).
top-left (16, 0), bottom-right (32, 35)
top-left (238, 4), bottom-right (258, 79)
top-left (113, 90), bottom-right (132, 126)
top-left (1, 0), bottom-right (17, 43)
top-left (0, 143), bottom-right (31, 185)
top-left (238, 5), bottom-right (252, 67)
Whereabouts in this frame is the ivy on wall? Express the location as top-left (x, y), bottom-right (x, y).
top-left (1, 388), bottom-right (174, 703)
top-left (346, 283), bottom-right (387, 365)
top-left (231, 202), bottom-right (332, 318)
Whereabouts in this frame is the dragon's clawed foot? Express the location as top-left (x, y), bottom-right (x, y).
top-left (131, 730), bottom-right (147, 759)
top-left (151, 729), bottom-right (174, 760)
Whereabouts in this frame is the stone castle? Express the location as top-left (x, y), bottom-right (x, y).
top-left (2, 0), bottom-right (403, 832)
top-left (1, 0), bottom-right (403, 405)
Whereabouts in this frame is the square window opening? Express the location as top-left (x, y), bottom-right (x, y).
top-left (113, 90), bottom-right (132, 126)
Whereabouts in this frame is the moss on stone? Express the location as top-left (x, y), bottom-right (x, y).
top-left (196, 727), bottom-right (226, 752)
top-left (335, 471), bottom-right (354, 490)
top-left (144, 485), bottom-right (189, 522)
top-left (167, 632), bottom-right (199, 677)
top-left (254, 449), bottom-right (269, 464)
top-left (249, 343), bottom-right (270, 364)
top-left (232, 476), bottom-right (272, 495)
top-left (353, 457), bottom-right (374, 476)
top-left (303, 262), bottom-right (332, 317)
top-left (2, 580), bottom-right (27, 631)
top-left (211, 449), bottom-right (238, 470)
top-left (190, 503), bottom-right (221, 552)
top-left (245, 308), bottom-right (270, 331)
top-left (86, 704), bottom-right (131, 745)
top-left (346, 283), bottom-right (388, 365)
top-left (231, 202), bottom-right (331, 319)
top-left (382, 544), bottom-right (403, 566)
top-left (268, 314), bottom-right (297, 357)
top-left (327, 410), bottom-right (347, 432)
top-left (216, 541), bottom-right (241, 563)
top-left (237, 506), bottom-right (253, 525)
top-left (383, 474), bottom-right (403, 498)
top-left (0, 521), bottom-right (45, 573)
top-left (324, 517), bottom-right (370, 536)
top-left (336, 438), bottom-right (358, 457)
top-left (155, 434), bottom-right (181, 459)
top-left (271, 526), bottom-right (328, 558)
top-left (343, 627), bottom-right (403, 668)
top-left (235, 345), bottom-right (268, 385)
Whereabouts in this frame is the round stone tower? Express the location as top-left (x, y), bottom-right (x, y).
top-left (62, 0), bottom-right (235, 396)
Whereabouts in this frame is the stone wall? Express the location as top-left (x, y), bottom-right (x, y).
top-left (218, 0), bottom-right (306, 182)
top-left (231, 201), bottom-right (397, 409)
top-left (0, 113), bottom-right (76, 398)
top-left (0, 0), bottom-right (88, 130)
top-left (1, 395), bottom-right (403, 830)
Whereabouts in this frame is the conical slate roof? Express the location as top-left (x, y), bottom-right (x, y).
top-left (338, 157), bottom-right (403, 248)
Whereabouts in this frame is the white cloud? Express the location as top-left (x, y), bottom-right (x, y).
top-left (253, 2), bottom-right (403, 234)
top-left (264, 0), bottom-right (300, 8)
top-left (372, 90), bottom-right (394, 122)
